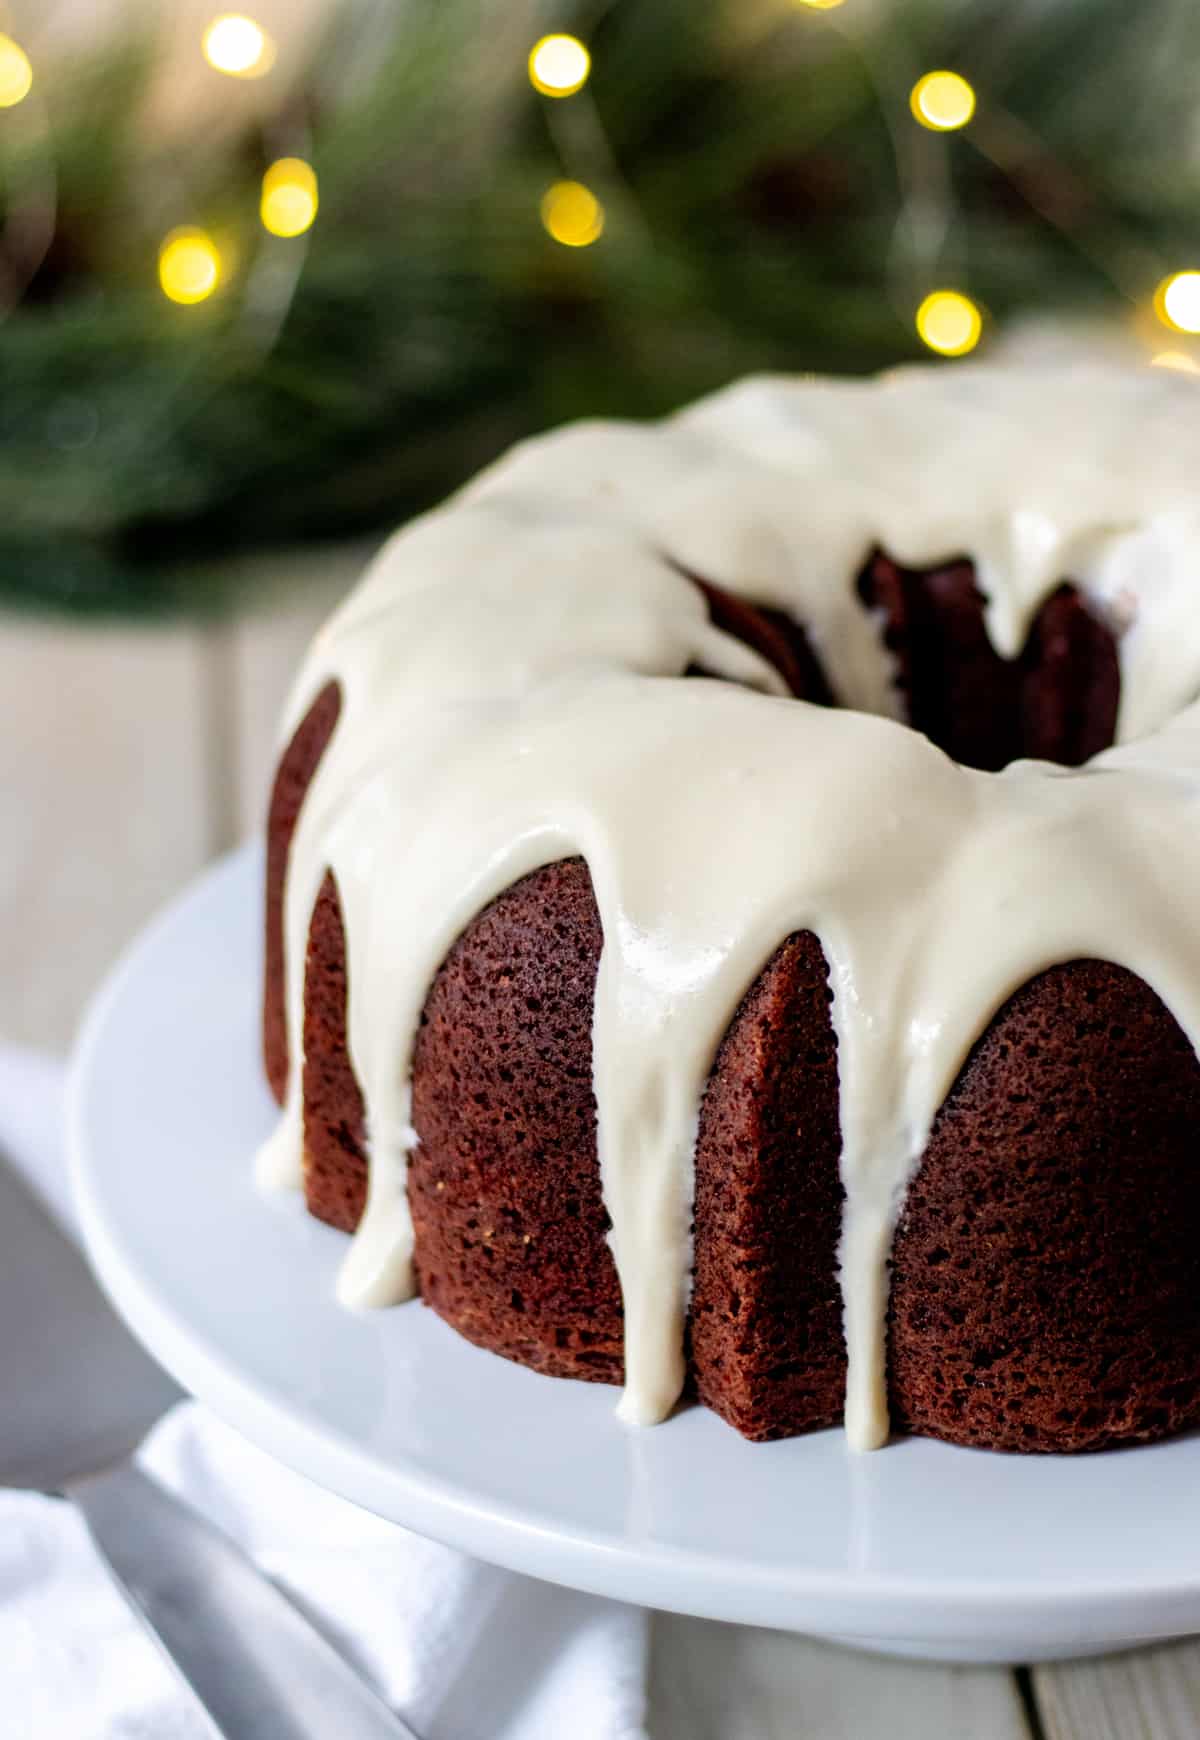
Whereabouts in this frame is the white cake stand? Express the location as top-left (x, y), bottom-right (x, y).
top-left (68, 844), bottom-right (1200, 1663)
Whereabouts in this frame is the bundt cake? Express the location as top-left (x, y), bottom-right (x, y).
top-left (260, 361), bottom-right (1200, 1454)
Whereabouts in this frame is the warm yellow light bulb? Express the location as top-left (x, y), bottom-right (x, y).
top-left (158, 228), bottom-right (221, 304)
top-left (202, 14), bottom-right (276, 78)
top-left (1155, 271), bottom-right (1200, 335)
top-left (910, 69), bottom-right (976, 131)
top-left (528, 34), bottom-right (590, 98)
top-left (793, 0), bottom-right (847, 10)
top-left (0, 33), bottom-right (33, 106)
top-left (540, 180), bottom-right (604, 248)
top-left (916, 290), bottom-right (982, 357)
top-left (1151, 351), bottom-right (1200, 374)
top-left (261, 158), bottom-right (318, 237)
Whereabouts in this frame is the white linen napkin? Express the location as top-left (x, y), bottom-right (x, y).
top-left (0, 1045), bottom-right (649, 1740)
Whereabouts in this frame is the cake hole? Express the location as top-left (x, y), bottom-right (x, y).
top-left (692, 552), bottom-right (1120, 773)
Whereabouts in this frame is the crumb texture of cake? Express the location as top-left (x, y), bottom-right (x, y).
top-left (260, 362), bottom-right (1200, 1453)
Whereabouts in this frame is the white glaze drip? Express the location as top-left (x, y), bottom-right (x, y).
top-left (259, 361), bottom-right (1200, 1450)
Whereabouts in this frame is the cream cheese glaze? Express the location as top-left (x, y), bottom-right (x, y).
top-left (259, 360), bottom-right (1200, 1451)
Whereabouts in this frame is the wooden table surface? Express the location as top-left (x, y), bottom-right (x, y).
top-left (1, 553), bottom-right (1195, 1739)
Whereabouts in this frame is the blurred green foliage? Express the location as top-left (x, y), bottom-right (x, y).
top-left (0, 0), bottom-right (1196, 611)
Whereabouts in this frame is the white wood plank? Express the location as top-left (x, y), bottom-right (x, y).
top-left (649, 1616), bottom-right (1031, 1740)
top-left (0, 616), bottom-right (219, 1053)
top-left (1036, 1639), bottom-right (1200, 1740)
top-left (227, 540), bottom-right (378, 843)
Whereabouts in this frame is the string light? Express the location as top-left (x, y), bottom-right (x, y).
top-left (916, 290), bottom-right (983, 356)
top-left (158, 228), bottom-right (221, 304)
top-left (528, 34), bottom-right (590, 98)
top-left (541, 180), bottom-right (604, 247)
top-left (202, 14), bottom-right (276, 78)
top-left (910, 70), bottom-right (976, 132)
top-left (1151, 351), bottom-right (1200, 374)
top-left (1155, 271), bottom-right (1200, 335)
top-left (792, 0), bottom-right (847, 10)
top-left (261, 158), bottom-right (318, 237)
top-left (0, 33), bottom-right (33, 107)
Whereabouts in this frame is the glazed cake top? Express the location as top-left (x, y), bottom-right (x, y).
top-left (261, 361), bottom-right (1200, 1450)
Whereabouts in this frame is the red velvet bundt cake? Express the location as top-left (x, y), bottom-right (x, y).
top-left (260, 362), bottom-right (1200, 1453)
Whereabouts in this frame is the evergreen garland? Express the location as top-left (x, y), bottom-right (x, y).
top-left (1, 0), bottom-right (1197, 612)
